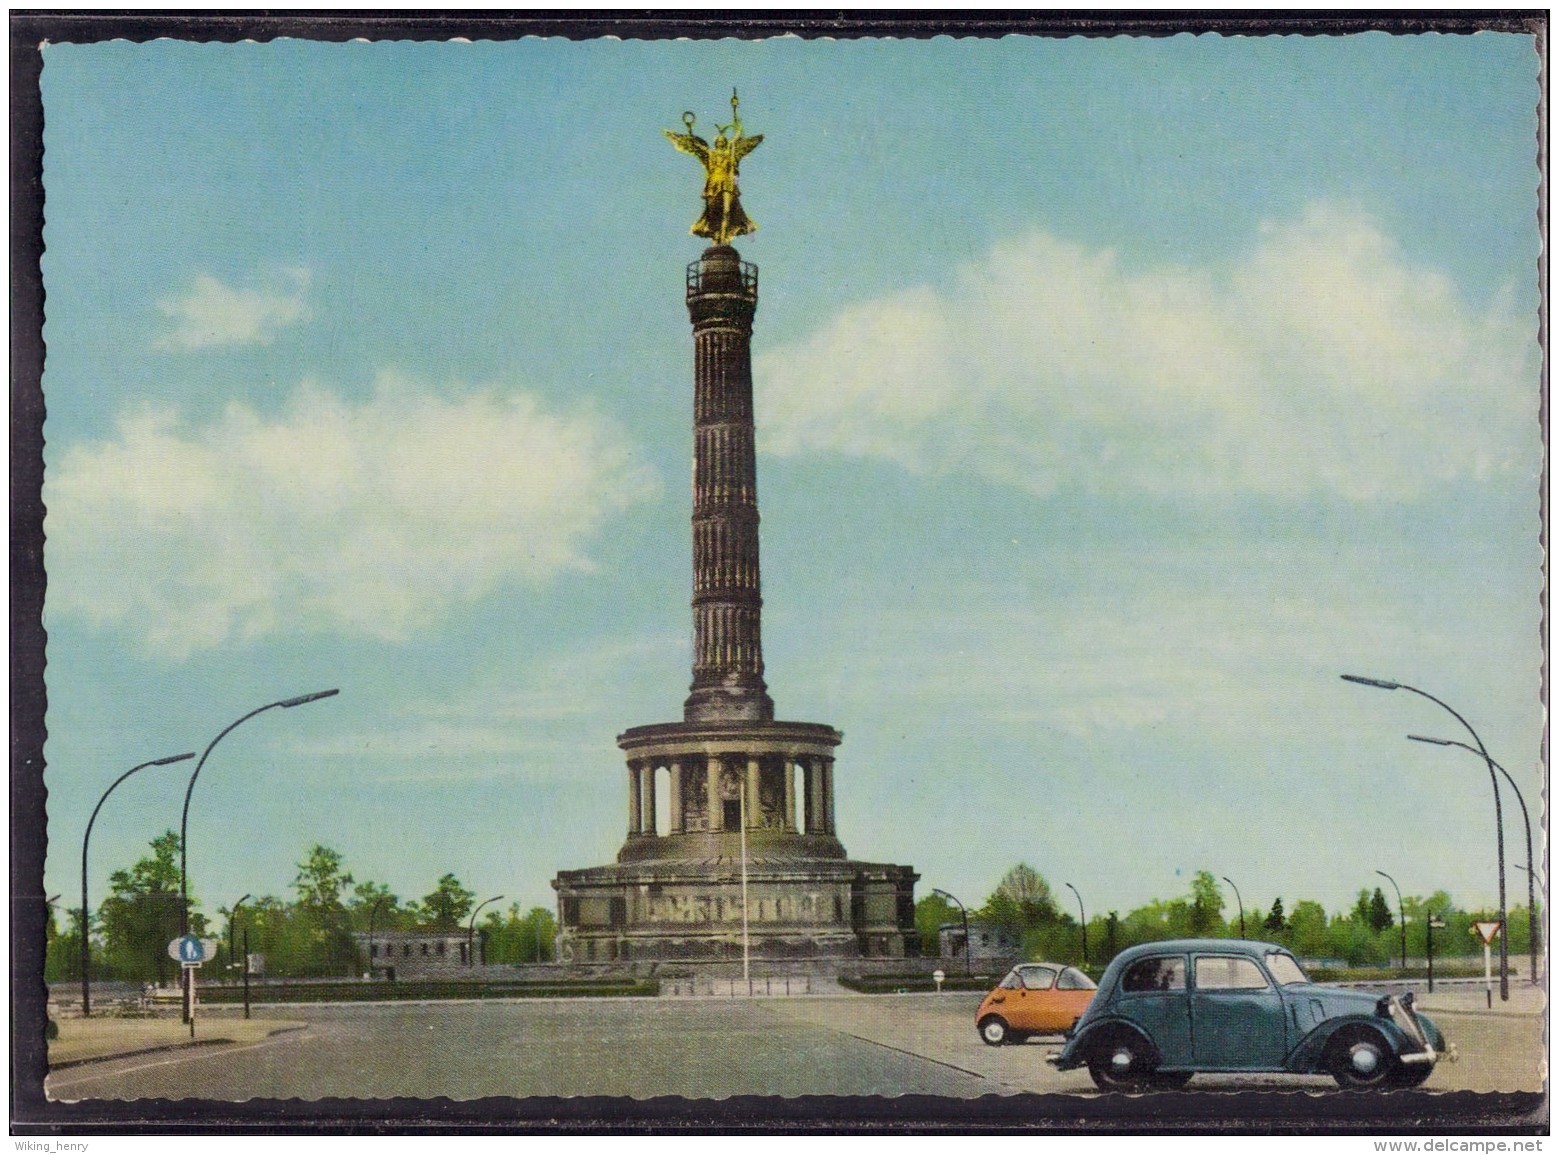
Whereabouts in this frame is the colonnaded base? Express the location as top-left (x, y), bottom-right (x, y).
top-left (551, 720), bottom-right (920, 966)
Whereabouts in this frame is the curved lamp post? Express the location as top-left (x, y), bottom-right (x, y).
top-left (1375, 869), bottom-right (1406, 969)
top-left (468, 895), bottom-right (504, 968)
top-left (227, 893), bottom-right (251, 974)
top-left (366, 894), bottom-right (390, 979)
top-left (1222, 877), bottom-right (1245, 939)
top-left (1409, 735), bottom-right (1539, 987)
top-left (179, 689), bottom-right (338, 1020)
top-left (1064, 882), bottom-right (1088, 967)
top-left (932, 888), bottom-right (971, 976)
top-left (80, 751), bottom-right (195, 1017)
top-left (1342, 674), bottom-right (1507, 1000)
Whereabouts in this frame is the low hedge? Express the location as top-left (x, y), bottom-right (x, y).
top-left (1308, 960), bottom-right (1509, 984)
top-left (199, 978), bottom-right (659, 1003)
top-left (837, 973), bottom-right (999, 994)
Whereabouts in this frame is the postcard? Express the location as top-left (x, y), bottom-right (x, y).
top-left (13, 14), bottom-right (1546, 1135)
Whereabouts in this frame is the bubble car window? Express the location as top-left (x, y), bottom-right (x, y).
top-left (1056, 967), bottom-right (1097, 990)
top-left (1121, 956), bottom-right (1186, 992)
top-left (999, 970), bottom-right (1023, 990)
top-left (1020, 966), bottom-right (1059, 990)
top-left (1194, 955), bottom-right (1269, 990)
top-left (1264, 952), bottom-right (1310, 986)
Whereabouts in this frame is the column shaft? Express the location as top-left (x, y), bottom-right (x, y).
top-left (782, 758), bottom-right (796, 832)
top-left (669, 762), bottom-right (684, 833)
top-left (708, 757), bottom-right (724, 831)
top-left (628, 763), bottom-right (642, 835)
top-left (641, 765), bottom-right (658, 836)
top-left (746, 757), bottom-right (762, 830)
top-left (823, 758), bottom-right (836, 834)
top-left (807, 759), bottom-right (823, 835)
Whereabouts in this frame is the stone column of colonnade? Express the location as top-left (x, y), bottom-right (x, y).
top-left (631, 753), bottom-right (836, 836)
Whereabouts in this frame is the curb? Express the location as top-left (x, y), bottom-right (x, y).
top-left (47, 1023), bottom-right (306, 1071)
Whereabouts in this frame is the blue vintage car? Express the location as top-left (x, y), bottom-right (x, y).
top-left (1051, 938), bottom-right (1451, 1090)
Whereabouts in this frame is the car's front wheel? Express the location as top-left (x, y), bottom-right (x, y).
top-left (1327, 1025), bottom-right (1397, 1089)
top-left (978, 1015), bottom-right (1010, 1046)
top-left (1086, 1032), bottom-right (1156, 1091)
top-left (1390, 1062), bottom-right (1434, 1089)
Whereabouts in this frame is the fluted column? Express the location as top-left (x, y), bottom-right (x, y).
top-left (806, 758), bottom-right (823, 835)
top-left (782, 758), bottom-right (796, 832)
top-left (707, 756), bottom-right (724, 831)
top-left (628, 762), bottom-right (642, 835)
top-left (746, 757), bottom-right (762, 830)
top-left (684, 246), bottom-right (774, 724)
top-left (669, 761), bottom-right (684, 833)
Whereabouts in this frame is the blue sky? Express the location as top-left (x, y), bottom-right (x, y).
top-left (39, 33), bottom-right (1542, 926)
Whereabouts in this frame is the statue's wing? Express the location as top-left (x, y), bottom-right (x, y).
top-left (664, 130), bottom-right (710, 164)
top-left (733, 133), bottom-right (764, 161)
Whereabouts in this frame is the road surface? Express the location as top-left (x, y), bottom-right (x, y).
top-left (45, 991), bottom-right (1542, 1102)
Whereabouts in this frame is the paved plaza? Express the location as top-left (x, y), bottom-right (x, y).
top-left (45, 987), bottom-right (1544, 1102)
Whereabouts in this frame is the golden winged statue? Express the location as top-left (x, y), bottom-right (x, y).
top-left (664, 89), bottom-right (764, 246)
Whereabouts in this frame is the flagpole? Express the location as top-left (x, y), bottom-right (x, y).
top-left (740, 774), bottom-right (751, 993)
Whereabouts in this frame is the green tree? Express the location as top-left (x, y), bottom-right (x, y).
top-left (915, 892), bottom-right (958, 958)
top-left (1263, 898), bottom-right (1287, 936)
top-left (421, 874), bottom-right (476, 930)
top-left (1367, 888), bottom-right (1394, 934)
top-left (97, 830), bottom-right (203, 983)
top-left (1188, 871), bottom-right (1224, 935)
top-left (291, 844), bottom-right (357, 976)
top-left (294, 845), bottom-right (354, 912)
top-left (1287, 900), bottom-right (1329, 959)
top-left (480, 904), bottom-right (558, 964)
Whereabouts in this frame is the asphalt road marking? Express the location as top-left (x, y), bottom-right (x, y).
top-left (801, 1023), bottom-right (989, 1081)
top-left (46, 1027), bottom-right (312, 1096)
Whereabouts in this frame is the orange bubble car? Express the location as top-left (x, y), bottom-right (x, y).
top-left (976, 962), bottom-right (1097, 1045)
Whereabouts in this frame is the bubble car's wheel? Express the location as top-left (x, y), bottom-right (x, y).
top-left (1328, 1026), bottom-right (1396, 1089)
top-left (978, 1015), bottom-right (1010, 1046)
top-left (1087, 1032), bottom-right (1155, 1091)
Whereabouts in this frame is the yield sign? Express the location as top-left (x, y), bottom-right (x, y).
top-left (1473, 920), bottom-right (1502, 944)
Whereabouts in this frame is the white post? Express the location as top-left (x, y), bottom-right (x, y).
top-left (1484, 939), bottom-right (1494, 1008)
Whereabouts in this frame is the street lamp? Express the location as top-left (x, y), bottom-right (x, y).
top-left (468, 895), bottom-right (503, 968)
top-left (1409, 735), bottom-right (1540, 988)
top-left (1342, 674), bottom-right (1508, 1000)
top-left (227, 893), bottom-right (251, 975)
top-left (1222, 877), bottom-right (1245, 939)
top-left (229, 894), bottom-right (253, 1019)
top-left (932, 888), bottom-right (971, 976)
top-left (179, 689), bottom-right (339, 1021)
top-left (1065, 882), bottom-right (1087, 967)
top-left (80, 751), bottom-right (195, 1017)
top-left (1375, 870), bottom-right (1406, 970)
top-left (367, 894), bottom-right (390, 980)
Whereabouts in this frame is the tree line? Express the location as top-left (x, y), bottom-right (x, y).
top-left (916, 863), bottom-right (1540, 969)
top-left (46, 832), bottom-right (556, 983)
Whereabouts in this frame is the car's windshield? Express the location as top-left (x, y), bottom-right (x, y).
top-left (1264, 951), bottom-right (1309, 986)
top-left (1019, 966), bottom-right (1059, 990)
top-left (1056, 967), bottom-right (1097, 991)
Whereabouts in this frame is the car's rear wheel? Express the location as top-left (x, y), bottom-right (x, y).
top-left (1327, 1025), bottom-right (1397, 1089)
top-left (1086, 1032), bottom-right (1156, 1091)
top-left (978, 1015), bottom-right (1010, 1046)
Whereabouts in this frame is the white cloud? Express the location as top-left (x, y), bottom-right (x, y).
top-left (757, 204), bottom-right (1537, 503)
top-left (45, 375), bottom-right (661, 657)
top-left (156, 268), bottom-right (311, 349)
